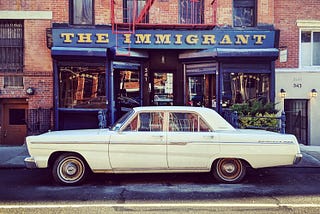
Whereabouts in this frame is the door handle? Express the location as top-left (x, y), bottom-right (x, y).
top-left (4, 130), bottom-right (7, 137)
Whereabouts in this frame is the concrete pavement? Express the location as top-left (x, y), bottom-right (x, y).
top-left (0, 144), bottom-right (320, 169)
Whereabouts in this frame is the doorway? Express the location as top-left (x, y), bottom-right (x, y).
top-left (284, 99), bottom-right (308, 145)
top-left (0, 99), bottom-right (28, 145)
top-left (114, 68), bottom-right (141, 119)
top-left (186, 74), bottom-right (216, 108)
top-left (151, 72), bottom-right (174, 106)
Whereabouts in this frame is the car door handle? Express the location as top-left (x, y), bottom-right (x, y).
top-left (152, 135), bottom-right (164, 138)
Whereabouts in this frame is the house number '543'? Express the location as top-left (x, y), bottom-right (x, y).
top-left (293, 83), bottom-right (302, 88)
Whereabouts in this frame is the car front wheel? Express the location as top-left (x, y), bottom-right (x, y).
top-left (212, 158), bottom-right (246, 184)
top-left (52, 153), bottom-right (88, 185)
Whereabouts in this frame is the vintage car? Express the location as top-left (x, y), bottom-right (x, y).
top-left (24, 106), bottom-right (302, 185)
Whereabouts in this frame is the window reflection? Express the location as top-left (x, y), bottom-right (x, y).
top-left (59, 66), bottom-right (106, 109)
top-left (222, 73), bottom-right (270, 108)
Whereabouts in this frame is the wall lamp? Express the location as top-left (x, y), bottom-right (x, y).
top-left (26, 87), bottom-right (35, 95)
top-left (280, 88), bottom-right (286, 98)
top-left (311, 89), bottom-right (317, 97)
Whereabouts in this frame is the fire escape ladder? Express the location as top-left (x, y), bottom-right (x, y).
top-left (135, 0), bottom-right (155, 24)
top-left (111, 0), bottom-right (138, 56)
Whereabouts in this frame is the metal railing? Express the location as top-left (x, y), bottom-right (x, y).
top-left (26, 108), bottom-right (52, 135)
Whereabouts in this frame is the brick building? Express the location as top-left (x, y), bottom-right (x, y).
top-left (274, 0), bottom-right (320, 146)
top-left (1, 0), bottom-right (281, 145)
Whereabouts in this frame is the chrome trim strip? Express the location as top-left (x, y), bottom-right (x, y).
top-left (30, 141), bottom-right (107, 145)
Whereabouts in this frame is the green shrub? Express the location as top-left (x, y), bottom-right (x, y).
top-left (231, 101), bottom-right (279, 131)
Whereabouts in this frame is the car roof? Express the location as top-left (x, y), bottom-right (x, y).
top-left (132, 106), bottom-right (235, 131)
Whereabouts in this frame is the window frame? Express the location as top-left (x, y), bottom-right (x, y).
top-left (299, 29), bottom-right (320, 68)
top-left (179, 0), bottom-right (204, 24)
top-left (69, 0), bottom-right (94, 25)
top-left (233, 0), bottom-right (257, 28)
top-left (123, 0), bottom-right (148, 23)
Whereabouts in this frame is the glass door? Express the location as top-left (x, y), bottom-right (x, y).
top-left (186, 74), bottom-right (216, 108)
top-left (152, 72), bottom-right (173, 106)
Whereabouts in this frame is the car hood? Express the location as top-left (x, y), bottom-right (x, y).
top-left (26, 129), bottom-right (112, 143)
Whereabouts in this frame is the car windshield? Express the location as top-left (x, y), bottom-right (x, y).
top-left (111, 110), bottom-right (135, 131)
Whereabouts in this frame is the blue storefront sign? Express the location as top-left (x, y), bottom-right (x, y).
top-left (52, 28), bottom-right (277, 50)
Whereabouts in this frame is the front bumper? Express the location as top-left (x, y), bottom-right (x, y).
top-left (293, 153), bottom-right (303, 165)
top-left (24, 157), bottom-right (38, 169)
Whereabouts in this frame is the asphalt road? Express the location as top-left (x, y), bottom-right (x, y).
top-left (0, 167), bottom-right (320, 213)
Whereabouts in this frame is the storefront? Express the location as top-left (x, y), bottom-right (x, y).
top-left (51, 26), bottom-right (279, 129)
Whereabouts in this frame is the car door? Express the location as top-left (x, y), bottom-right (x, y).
top-left (109, 111), bottom-right (167, 171)
top-left (167, 111), bottom-right (220, 170)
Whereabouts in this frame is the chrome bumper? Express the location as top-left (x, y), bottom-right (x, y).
top-left (24, 157), bottom-right (38, 169)
top-left (293, 153), bottom-right (303, 165)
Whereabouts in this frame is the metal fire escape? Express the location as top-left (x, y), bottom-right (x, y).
top-left (111, 0), bottom-right (217, 55)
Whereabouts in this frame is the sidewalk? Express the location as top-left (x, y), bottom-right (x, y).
top-left (0, 144), bottom-right (320, 169)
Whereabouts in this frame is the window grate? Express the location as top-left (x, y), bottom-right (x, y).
top-left (0, 20), bottom-right (24, 73)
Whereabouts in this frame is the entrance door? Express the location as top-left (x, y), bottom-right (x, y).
top-left (284, 99), bottom-right (308, 145)
top-left (152, 72), bottom-right (174, 106)
top-left (1, 101), bottom-right (28, 145)
top-left (187, 74), bottom-right (216, 108)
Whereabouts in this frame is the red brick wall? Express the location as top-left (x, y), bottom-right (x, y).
top-left (0, 0), bottom-right (51, 10)
top-left (0, 0), bottom-right (53, 109)
top-left (274, 0), bottom-right (320, 68)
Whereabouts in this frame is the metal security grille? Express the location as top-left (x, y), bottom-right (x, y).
top-left (284, 99), bottom-right (308, 145)
top-left (0, 20), bottom-right (24, 72)
top-left (27, 109), bottom-right (52, 135)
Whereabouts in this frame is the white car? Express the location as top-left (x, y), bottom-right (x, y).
top-left (24, 106), bottom-right (302, 185)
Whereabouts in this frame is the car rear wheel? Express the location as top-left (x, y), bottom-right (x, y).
top-left (52, 153), bottom-right (88, 185)
top-left (212, 158), bottom-right (246, 184)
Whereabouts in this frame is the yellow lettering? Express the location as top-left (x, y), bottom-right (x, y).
top-left (155, 34), bottom-right (171, 44)
top-left (123, 34), bottom-right (132, 44)
top-left (77, 33), bottom-right (92, 43)
top-left (175, 34), bottom-right (183, 45)
top-left (135, 34), bottom-right (151, 44)
top-left (220, 35), bottom-right (232, 45)
top-left (235, 35), bottom-right (250, 45)
top-left (253, 35), bottom-right (266, 45)
top-left (202, 35), bottom-right (216, 45)
top-left (60, 33), bottom-right (74, 43)
top-left (96, 33), bottom-right (109, 43)
top-left (186, 35), bottom-right (198, 45)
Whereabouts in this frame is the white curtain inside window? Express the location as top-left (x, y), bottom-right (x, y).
top-left (73, 0), bottom-right (92, 25)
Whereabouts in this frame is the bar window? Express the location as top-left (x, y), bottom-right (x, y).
top-left (222, 73), bottom-right (270, 108)
top-left (70, 0), bottom-right (93, 25)
top-left (59, 66), bottom-right (106, 109)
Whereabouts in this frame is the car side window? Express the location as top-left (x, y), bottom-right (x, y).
top-left (169, 112), bottom-right (211, 132)
top-left (123, 112), bottom-right (164, 132)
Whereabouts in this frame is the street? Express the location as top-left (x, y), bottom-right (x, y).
top-left (0, 167), bottom-right (320, 213)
